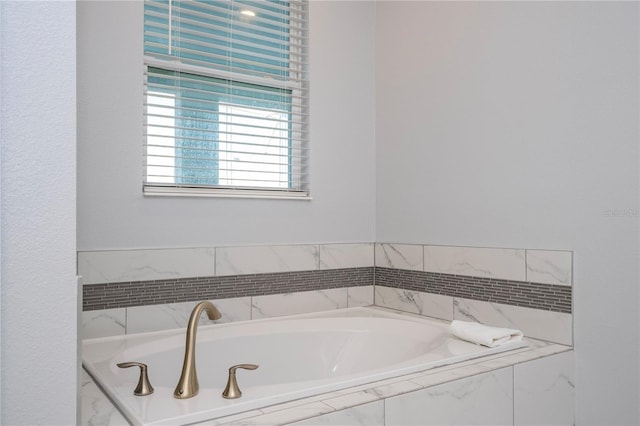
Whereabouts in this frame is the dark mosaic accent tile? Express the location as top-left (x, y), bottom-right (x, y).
top-left (374, 267), bottom-right (572, 314)
top-left (83, 267), bottom-right (374, 311)
top-left (83, 266), bottom-right (571, 314)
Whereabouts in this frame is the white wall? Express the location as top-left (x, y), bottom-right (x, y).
top-left (77, 1), bottom-right (376, 251)
top-left (0, 1), bottom-right (77, 424)
top-left (376, 2), bottom-right (639, 425)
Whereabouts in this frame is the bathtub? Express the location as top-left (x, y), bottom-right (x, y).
top-left (83, 306), bottom-right (526, 425)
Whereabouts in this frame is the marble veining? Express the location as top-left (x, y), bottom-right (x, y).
top-left (81, 340), bottom-right (571, 426)
top-left (218, 402), bottom-right (335, 426)
top-left (251, 288), bottom-right (347, 319)
top-left (82, 309), bottom-right (126, 340)
top-left (81, 370), bottom-right (129, 426)
top-left (514, 350), bottom-right (574, 425)
top-left (424, 245), bottom-right (526, 281)
top-left (374, 243), bottom-right (423, 270)
top-left (319, 243), bottom-right (374, 270)
top-left (290, 401), bottom-right (384, 426)
top-left (78, 248), bottom-right (215, 285)
top-left (386, 367), bottom-right (513, 426)
top-left (216, 244), bottom-right (320, 276)
top-left (375, 286), bottom-right (453, 320)
top-left (454, 297), bottom-right (572, 345)
top-left (347, 286), bottom-right (374, 307)
top-left (525, 249), bottom-right (572, 286)
top-left (125, 297), bottom-right (251, 334)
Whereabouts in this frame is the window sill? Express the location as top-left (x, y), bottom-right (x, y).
top-left (143, 185), bottom-right (311, 200)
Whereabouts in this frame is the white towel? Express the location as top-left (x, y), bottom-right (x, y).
top-left (449, 320), bottom-right (523, 348)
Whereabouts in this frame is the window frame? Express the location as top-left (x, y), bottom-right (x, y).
top-left (142, 0), bottom-right (310, 199)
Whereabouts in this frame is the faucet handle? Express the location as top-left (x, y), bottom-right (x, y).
top-left (222, 364), bottom-right (259, 399)
top-left (117, 362), bottom-right (154, 396)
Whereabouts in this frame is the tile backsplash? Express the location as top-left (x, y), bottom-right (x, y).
top-left (80, 242), bottom-right (573, 344)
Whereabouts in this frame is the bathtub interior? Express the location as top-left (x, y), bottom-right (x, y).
top-left (83, 306), bottom-right (527, 425)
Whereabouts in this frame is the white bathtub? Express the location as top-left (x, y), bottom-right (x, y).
top-left (83, 306), bottom-right (526, 425)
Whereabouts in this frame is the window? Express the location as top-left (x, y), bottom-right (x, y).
top-left (143, 0), bottom-right (309, 198)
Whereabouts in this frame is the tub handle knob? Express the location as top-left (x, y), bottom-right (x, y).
top-left (117, 362), bottom-right (154, 396)
top-left (222, 364), bottom-right (259, 399)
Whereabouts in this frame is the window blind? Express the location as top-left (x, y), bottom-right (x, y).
top-left (143, 0), bottom-right (309, 197)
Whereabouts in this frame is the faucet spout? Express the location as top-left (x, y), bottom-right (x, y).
top-left (174, 301), bottom-right (222, 399)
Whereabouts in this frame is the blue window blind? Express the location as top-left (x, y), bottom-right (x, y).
top-left (143, 0), bottom-right (309, 197)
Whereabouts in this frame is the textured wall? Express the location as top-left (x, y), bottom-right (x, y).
top-left (0, 1), bottom-right (77, 424)
top-left (375, 2), bottom-right (639, 424)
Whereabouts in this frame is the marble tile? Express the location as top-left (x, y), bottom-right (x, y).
top-left (424, 245), bottom-right (526, 281)
top-left (319, 243), bottom-right (374, 270)
top-left (454, 298), bottom-right (572, 345)
top-left (81, 369), bottom-right (129, 426)
top-left (477, 344), bottom-right (571, 371)
top-left (347, 285), bottom-right (374, 307)
top-left (82, 308), bottom-right (126, 339)
top-left (322, 389), bottom-right (380, 411)
top-left (322, 379), bottom-right (423, 408)
top-left (252, 288), bottom-right (348, 319)
top-left (126, 297), bottom-right (251, 334)
top-left (290, 401), bottom-right (384, 426)
top-left (386, 367), bottom-right (513, 426)
top-left (375, 286), bottom-right (453, 320)
top-left (409, 363), bottom-right (490, 388)
top-left (218, 402), bottom-right (335, 425)
top-left (514, 351), bottom-right (574, 425)
top-left (374, 243), bottom-right (423, 271)
top-left (367, 379), bottom-right (423, 399)
top-left (526, 249), bottom-right (572, 286)
top-left (216, 244), bottom-right (319, 276)
top-left (78, 248), bottom-right (215, 284)
top-left (194, 410), bottom-right (265, 425)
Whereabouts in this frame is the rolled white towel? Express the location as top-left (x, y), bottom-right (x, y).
top-left (449, 320), bottom-right (523, 348)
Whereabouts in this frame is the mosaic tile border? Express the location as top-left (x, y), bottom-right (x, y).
top-left (375, 267), bottom-right (571, 313)
top-left (83, 267), bottom-right (373, 311)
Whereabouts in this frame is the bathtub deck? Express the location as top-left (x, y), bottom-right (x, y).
top-left (82, 325), bottom-right (570, 426)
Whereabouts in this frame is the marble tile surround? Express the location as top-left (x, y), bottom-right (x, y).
top-left (83, 287), bottom-right (374, 339)
top-left (514, 350), bottom-right (574, 425)
top-left (385, 367), bottom-right (514, 425)
top-left (382, 243), bottom-right (572, 284)
top-left (454, 297), bottom-right (572, 345)
top-left (80, 243), bottom-right (571, 311)
top-left (375, 267), bottom-right (571, 313)
top-left (81, 337), bottom-right (573, 426)
top-left (79, 242), bottom-right (574, 425)
top-left (83, 268), bottom-right (373, 311)
top-left (81, 242), bottom-right (572, 344)
top-left (372, 285), bottom-right (571, 345)
top-left (424, 245), bottom-right (526, 281)
top-left (79, 243), bottom-right (571, 287)
top-left (79, 243), bottom-right (374, 285)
